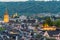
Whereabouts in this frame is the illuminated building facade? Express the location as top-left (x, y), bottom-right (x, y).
top-left (4, 9), bottom-right (9, 23)
top-left (42, 23), bottom-right (56, 31)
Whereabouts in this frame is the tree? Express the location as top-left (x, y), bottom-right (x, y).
top-left (43, 17), bottom-right (53, 26)
top-left (0, 27), bottom-right (6, 31)
top-left (35, 24), bottom-right (39, 29)
top-left (36, 34), bottom-right (42, 38)
top-left (53, 19), bottom-right (60, 27)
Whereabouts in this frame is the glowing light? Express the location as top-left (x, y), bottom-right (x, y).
top-left (4, 9), bottom-right (9, 23)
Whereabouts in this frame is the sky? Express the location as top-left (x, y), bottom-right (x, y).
top-left (0, 0), bottom-right (27, 2)
top-left (0, 0), bottom-right (59, 2)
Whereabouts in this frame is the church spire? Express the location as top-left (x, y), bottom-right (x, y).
top-left (4, 8), bottom-right (8, 15)
top-left (4, 8), bottom-right (9, 23)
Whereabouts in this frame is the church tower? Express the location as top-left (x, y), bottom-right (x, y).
top-left (4, 8), bottom-right (9, 23)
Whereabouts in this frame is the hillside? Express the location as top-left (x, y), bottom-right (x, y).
top-left (0, 1), bottom-right (60, 16)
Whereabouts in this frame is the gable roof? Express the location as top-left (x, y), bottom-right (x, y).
top-left (43, 31), bottom-right (49, 37)
top-left (41, 29), bottom-right (60, 37)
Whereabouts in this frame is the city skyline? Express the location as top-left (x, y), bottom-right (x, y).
top-left (0, 1), bottom-right (60, 40)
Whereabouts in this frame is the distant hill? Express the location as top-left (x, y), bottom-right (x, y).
top-left (0, 1), bottom-right (60, 16)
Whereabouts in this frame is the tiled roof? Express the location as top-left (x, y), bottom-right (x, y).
top-left (47, 29), bottom-right (60, 37)
top-left (40, 29), bottom-right (60, 37)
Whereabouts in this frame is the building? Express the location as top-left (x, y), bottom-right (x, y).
top-left (43, 29), bottom-right (60, 40)
top-left (19, 15), bottom-right (27, 21)
top-left (42, 23), bottom-right (56, 31)
top-left (4, 9), bottom-right (9, 23)
top-left (12, 12), bottom-right (18, 18)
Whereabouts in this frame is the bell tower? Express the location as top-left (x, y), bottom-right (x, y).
top-left (4, 8), bottom-right (9, 23)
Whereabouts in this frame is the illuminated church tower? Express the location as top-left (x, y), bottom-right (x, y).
top-left (4, 8), bottom-right (9, 23)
